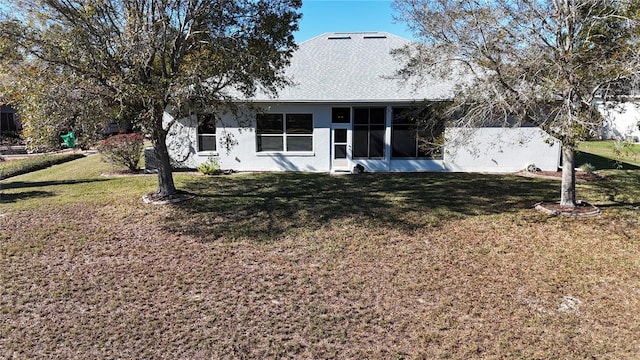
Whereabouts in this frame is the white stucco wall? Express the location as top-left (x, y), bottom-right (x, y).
top-left (164, 103), bottom-right (333, 172)
top-left (164, 105), bottom-right (560, 173)
top-left (597, 101), bottom-right (640, 142)
top-left (444, 127), bottom-right (561, 172)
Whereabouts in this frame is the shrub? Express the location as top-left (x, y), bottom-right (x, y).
top-left (579, 162), bottom-right (596, 174)
top-left (198, 155), bottom-right (221, 175)
top-left (97, 133), bottom-right (144, 172)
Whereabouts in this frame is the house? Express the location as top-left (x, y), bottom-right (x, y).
top-left (0, 105), bottom-right (21, 137)
top-left (164, 32), bottom-right (561, 173)
top-left (597, 100), bottom-right (640, 142)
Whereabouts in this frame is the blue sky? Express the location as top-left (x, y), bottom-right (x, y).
top-left (293, 0), bottom-right (415, 43)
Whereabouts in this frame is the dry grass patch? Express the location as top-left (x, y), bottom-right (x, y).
top-left (1, 164), bottom-right (640, 358)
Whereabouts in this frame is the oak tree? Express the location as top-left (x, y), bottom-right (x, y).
top-left (393, 0), bottom-right (640, 207)
top-left (1, 0), bottom-right (301, 197)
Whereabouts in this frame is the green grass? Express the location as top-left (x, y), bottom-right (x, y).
top-left (1, 154), bottom-right (640, 358)
top-left (0, 153), bottom-right (86, 180)
top-left (577, 140), bottom-right (640, 169)
top-left (1, 154), bottom-right (157, 209)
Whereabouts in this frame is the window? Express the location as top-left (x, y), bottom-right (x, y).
top-left (334, 128), bottom-right (347, 159)
top-left (257, 113), bottom-right (313, 152)
top-left (391, 107), bottom-right (445, 159)
top-left (353, 107), bottom-right (385, 158)
top-left (197, 113), bottom-right (216, 152)
top-left (332, 107), bottom-right (350, 123)
top-left (1, 111), bottom-right (16, 132)
top-left (257, 114), bottom-right (283, 151)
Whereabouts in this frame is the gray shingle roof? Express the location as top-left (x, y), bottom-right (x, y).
top-left (252, 32), bottom-right (457, 103)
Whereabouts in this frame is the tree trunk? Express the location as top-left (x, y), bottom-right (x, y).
top-left (560, 145), bottom-right (576, 207)
top-left (151, 106), bottom-right (177, 197)
top-left (153, 137), bottom-right (177, 197)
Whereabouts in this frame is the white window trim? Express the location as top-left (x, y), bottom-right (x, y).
top-left (196, 113), bottom-right (218, 154)
top-left (256, 113), bottom-right (315, 154)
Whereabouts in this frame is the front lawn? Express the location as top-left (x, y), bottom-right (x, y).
top-left (0, 153), bottom-right (86, 180)
top-left (578, 140), bottom-right (640, 168)
top-left (1, 155), bottom-right (639, 358)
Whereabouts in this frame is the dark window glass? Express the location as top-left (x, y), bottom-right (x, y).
top-left (335, 128), bottom-right (347, 143)
top-left (287, 136), bottom-right (313, 151)
top-left (256, 113), bottom-right (313, 152)
top-left (1, 112), bottom-right (16, 132)
top-left (392, 107), bottom-right (416, 125)
top-left (370, 126), bottom-right (385, 158)
top-left (257, 114), bottom-right (284, 134)
top-left (353, 108), bottom-right (369, 125)
top-left (392, 125), bottom-right (417, 158)
top-left (352, 125), bottom-right (369, 158)
top-left (197, 114), bottom-right (216, 151)
top-left (286, 114), bottom-right (313, 134)
top-left (352, 108), bottom-right (386, 158)
top-left (198, 136), bottom-right (217, 152)
top-left (335, 145), bottom-right (347, 159)
top-left (332, 108), bottom-right (350, 123)
top-left (391, 106), bottom-right (445, 158)
top-left (197, 114), bottom-right (216, 134)
top-left (257, 136), bottom-right (284, 151)
top-left (370, 108), bottom-right (385, 124)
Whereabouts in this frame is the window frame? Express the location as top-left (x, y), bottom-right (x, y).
top-left (0, 111), bottom-right (16, 132)
top-left (391, 107), bottom-right (445, 159)
top-left (332, 107), bottom-right (351, 124)
top-left (196, 113), bottom-right (217, 153)
top-left (256, 113), bottom-right (314, 153)
top-left (352, 107), bottom-right (386, 159)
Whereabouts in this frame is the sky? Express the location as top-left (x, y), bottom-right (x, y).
top-left (293, 0), bottom-right (415, 43)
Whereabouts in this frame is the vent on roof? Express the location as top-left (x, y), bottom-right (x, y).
top-left (363, 35), bottom-right (387, 39)
top-left (328, 36), bottom-right (352, 40)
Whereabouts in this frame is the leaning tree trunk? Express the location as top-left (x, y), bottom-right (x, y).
top-left (560, 144), bottom-right (577, 207)
top-left (151, 106), bottom-right (177, 198)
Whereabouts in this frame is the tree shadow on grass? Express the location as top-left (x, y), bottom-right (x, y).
top-left (0, 178), bottom-right (110, 190)
top-left (165, 172), bottom-right (559, 242)
top-left (576, 151), bottom-right (640, 170)
top-left (586, 170), bottom-right (640, 209)
top-left (0, 179), bottom-right (110, 204)
top-left (0, 190), bottom-right (54, 204)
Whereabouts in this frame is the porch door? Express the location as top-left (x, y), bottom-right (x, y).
top-left (331, 127), bottom-right (351, 172)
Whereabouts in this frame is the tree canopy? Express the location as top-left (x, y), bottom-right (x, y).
top-left (0, 0), bottom-right (301, 197)
top-left (393, 0), bottom-right (640, 206)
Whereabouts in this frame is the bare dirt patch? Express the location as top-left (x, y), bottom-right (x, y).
top-left (2, 170), bottom-right (639, 358)
top-left (1, 200), bottom-right (639, 359)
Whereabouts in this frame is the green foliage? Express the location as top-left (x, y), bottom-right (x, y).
top-left (197, 156), bottom-right (221, 175)
top-left (0, 153), bottom-right (85, 180)
top-left (97, 133), bottom-right (144, 172)
top-left (3, 64), bottom-right (112, 153)
top-left (579, 163), bottom-right (596, 174)
top-left (1, 0), bottom-right (301, 196)
top-left (392, 0), bottom-right (640, 206)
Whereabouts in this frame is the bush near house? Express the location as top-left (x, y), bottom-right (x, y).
top-left (97, 133), bottom-right (144, 172)
top-left (197, 155), bottom-right (221, 175)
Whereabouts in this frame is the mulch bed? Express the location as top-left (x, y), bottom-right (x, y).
top-left (521, 170), bottom-right (606, 181)
top-left (535, 170), bottom-right (606, 181)
top-left (534, 201), bottom-right (602, 218)
top-left (142, 190), bottom-right (195, 205)
top-left (523, 170), bottom-right (605, 217)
